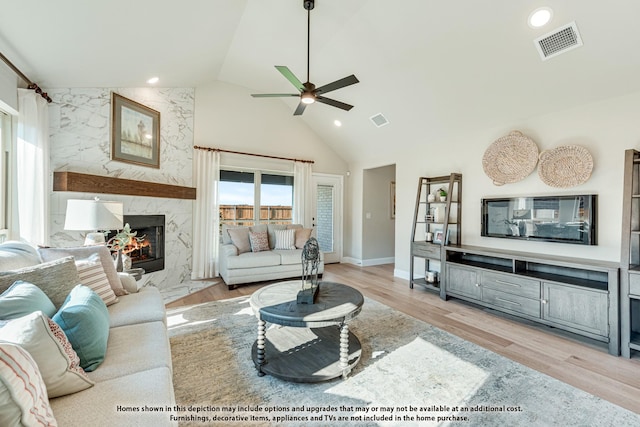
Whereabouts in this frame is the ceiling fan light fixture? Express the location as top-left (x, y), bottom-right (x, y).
top-left (301, 93), bottom-right (315, 104)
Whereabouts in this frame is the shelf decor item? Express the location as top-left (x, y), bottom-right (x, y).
top-left (111, 92), bottom-right (161, 168)
top-left (482, 130), bottom-right (539, 186)
top-left (537, 145), bottom-right (593, 188)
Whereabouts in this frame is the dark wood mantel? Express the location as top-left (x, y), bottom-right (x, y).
top-left (53, 171), bottom-right (196, 200)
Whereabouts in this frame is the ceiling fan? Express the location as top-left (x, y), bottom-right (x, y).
top-left (251, 0), bottom-right (359, 116)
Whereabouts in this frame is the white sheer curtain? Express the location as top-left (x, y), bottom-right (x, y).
top-left (293, 161), bottom-right (312, 226)
top-left (16, 89), bottom-right (49, 246)
top-left (192, 149), bottom-right (220, 279)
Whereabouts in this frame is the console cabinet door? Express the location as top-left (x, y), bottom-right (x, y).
top-left (445, 264), bottom-right (481, 300)
top-left (542, 282), bottom-right (608, 337)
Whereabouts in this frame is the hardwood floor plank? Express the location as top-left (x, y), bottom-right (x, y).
top-left (166, 262), bottom-right (640, 414)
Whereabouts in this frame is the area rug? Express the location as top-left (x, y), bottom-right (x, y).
top-left (167, 296), bottom-right (639, 426)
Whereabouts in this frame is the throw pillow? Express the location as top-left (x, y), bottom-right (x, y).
top-left (274, 229), bottom-right (296, 250)
top-left (53, 285), bottom-right (110, 372)
top-left (294, 228), bottom-right (313, 249)
top-left (0, 342), bottom-right (58, 427)
top-left (38, 245), bottom-right (127, 296)
top-left (0, 281), bottom-right (56, 320)
top-left (227, 227), bottom-right (251, 254)
top-left (0, 256), bottom-right (80, 309)
top-left (75, 259), bottom-right (119, 306)
top-left (0, 311), bottom-right (94, 398)
top-left (249, 231), bottom-right (270, 252)
top-left (267, 224), bottom-right (287, 249)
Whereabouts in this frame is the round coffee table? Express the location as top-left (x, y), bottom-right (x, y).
top-left (250, 280), bottom-right (364, 383)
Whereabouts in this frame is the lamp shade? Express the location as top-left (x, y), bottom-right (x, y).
top-left (64, 199), bottom-right (124, 231)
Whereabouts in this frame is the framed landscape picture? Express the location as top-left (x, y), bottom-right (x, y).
top-left (111, 92), bottom-right (160, 168)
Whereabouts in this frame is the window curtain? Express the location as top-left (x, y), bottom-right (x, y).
top-left (293, 161), bottom-right (312, 226)
top-left (192, 149), bottom-right (220, 279)
top-left (16, 89), bottom-right (49, 246)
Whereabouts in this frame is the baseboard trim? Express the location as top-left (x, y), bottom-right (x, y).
top-left (342, 257), bottom-right (362, 266)
top-left (361, 257), bottom-right (395, 267)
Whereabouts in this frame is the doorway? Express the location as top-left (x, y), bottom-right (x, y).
top-left (312, 174), bottom-right (343, 264)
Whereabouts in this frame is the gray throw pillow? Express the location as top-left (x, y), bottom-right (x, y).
top-left (0, 257), bottom-right (80, 309)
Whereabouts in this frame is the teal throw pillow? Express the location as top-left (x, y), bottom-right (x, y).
top-left (53, 285), bottom-right (110, 372)
top-left (0, 280), bottom-right (56, 320)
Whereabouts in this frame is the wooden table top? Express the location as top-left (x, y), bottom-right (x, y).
top-left (250, 280), bottom-right (364, 327)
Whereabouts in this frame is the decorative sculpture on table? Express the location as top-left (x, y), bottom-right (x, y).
top-left (297, 237), bottom-right (321, 304)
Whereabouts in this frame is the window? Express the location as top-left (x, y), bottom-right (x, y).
top-left (219, 169), bottom-right (293, 227)
top-left (0, 111), bottom-right (11, 242)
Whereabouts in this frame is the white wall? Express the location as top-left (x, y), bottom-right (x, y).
top-left (347, 90), bottom-right (640, 278)
top-left (362, 164), bottom-right (396, 264)
top-left (48, 88), bottom-right (194, 291)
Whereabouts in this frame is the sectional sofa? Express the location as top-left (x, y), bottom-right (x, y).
top-left (0, 241), bottom-right (176, 427)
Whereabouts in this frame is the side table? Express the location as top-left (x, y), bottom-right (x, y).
top-left (249, 280), bottom-right (364, 383)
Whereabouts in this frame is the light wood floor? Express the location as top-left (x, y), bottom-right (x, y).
top-left (167, 263), bottom-right (640, 414)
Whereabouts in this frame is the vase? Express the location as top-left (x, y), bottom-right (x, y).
top-left (440, 196), bottom-right (447, 202)
top-left (427, 194), bottom-right (436, 203)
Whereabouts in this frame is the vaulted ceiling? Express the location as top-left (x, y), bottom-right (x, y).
top-left (3, 0), bottom-right (640, 162)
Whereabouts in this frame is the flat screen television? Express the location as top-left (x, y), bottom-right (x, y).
top-left (481, 194), bottom-right (597, 245)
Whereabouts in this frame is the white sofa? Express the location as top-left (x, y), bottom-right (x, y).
top-left (219, 224), bottom-right (324, 287)
top-left (0, 242), bottom-right (176, 427)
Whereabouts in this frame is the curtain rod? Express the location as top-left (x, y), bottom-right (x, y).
top-left (0, 51), bottom-right (52, 103)
top-left (194, 146), bottom-right (314, 164)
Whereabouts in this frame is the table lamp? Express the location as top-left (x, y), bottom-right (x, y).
top-left (64, 198), bottom-right (124, 245)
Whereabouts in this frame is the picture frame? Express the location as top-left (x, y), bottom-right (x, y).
top-left (390, 181), bottom-right (396, 219)
top-left (433, 229), bottom-right (450, 245)
top-left (111, 92), bottom-right (160, 168)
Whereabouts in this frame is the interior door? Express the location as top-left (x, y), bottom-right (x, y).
top-left (312, 174), bottom-right (342, 264)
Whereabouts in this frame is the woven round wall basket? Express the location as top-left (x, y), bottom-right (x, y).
top-left (482, 130), bottom-right (539, 186)
top-left (538, 145), bottom-right (593, 188)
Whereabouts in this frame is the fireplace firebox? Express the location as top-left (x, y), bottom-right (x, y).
top-left (108, 215), bottom-right (165, 273)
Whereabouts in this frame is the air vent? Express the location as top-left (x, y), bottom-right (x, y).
top-left (534, 21), bottom-right (583, 60)
top-left (370, 113), bottom-right (389, 127)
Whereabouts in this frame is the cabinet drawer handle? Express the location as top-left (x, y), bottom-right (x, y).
top-left (541, 299), bottom-right (548, 304)
top-left (475, 283), bottom-right (481, 287)
top-left (495, 279), bottom-right (521, 288)
top-left (496, 297), bottom-right (521, 306)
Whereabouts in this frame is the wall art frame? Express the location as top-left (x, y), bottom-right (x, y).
top-left (111, 92), bottom-right (160, 168)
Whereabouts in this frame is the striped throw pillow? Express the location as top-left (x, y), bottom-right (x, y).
top-left (274, 229), bottom-right (296, 250)
top-left (76, 261), bottom-right (119, 306)
top-left (0, 342), bottom-right (58, 427)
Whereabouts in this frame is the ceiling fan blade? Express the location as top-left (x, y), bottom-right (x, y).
top-left (275, 66), bottom-right (305, 91)
top-left (315, 75), bottom-right (359, 95)
top-left (316, 96), bottom-right (354, 111)
top-left (251, 93), bottom-right (299, 98)
top-left (293, 102), bottom-right (307, 116)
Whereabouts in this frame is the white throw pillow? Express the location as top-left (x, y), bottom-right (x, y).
top-left (274, 229), bottom-right (296, 250)
top-left (76, 259), bottom-right (119, 306)
top-left (0, 311), bottom-right (94, 398)
top-left (0, 342), bottom-right (58, 427)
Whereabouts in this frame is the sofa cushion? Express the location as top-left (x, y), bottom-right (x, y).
top-left (0, 342), bottom-right (58, 427)
top-left (0, 256), bottom-right (79, 309)
top-left (76, 259), bottom-right (119, 306)
top-left (0, 311), bottom-right (94, 398)
top-left (0, 241), bottom-right (41, 271)
top-left (108, 286), bottom-right (166, 328)
top-left (249, 231), bottom-right (270, 252)
top-left (53, 285), bottom-right (110, 372)
top-left (0, 280), bottom-right (56, 320)
top-left (226, 251), bottom-right (282, 269)
top-left (38, 245), bottom-right (127, 296)
top-left (294, 228), bottom-right (313, 249)
top-left (227, 227), bottom-right (251, 254)
top-left (273, 249), bottom-right (304, 266)
top-left (49, 367), bottom-right (175, 427)
top-left (88, 321), bottom-right (172, 383)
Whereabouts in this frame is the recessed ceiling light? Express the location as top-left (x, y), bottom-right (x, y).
top-left (147, 77), bottom-right (159, 84)
top-left (528, 7), bottom-right (553, 28)
top-left (334, 120), bottom-right (342, 127)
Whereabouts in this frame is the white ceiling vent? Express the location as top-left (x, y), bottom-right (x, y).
top-left (534, 21), bottom-right (583, 61)
top-left (370, 113), bottom-right (389, 127)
